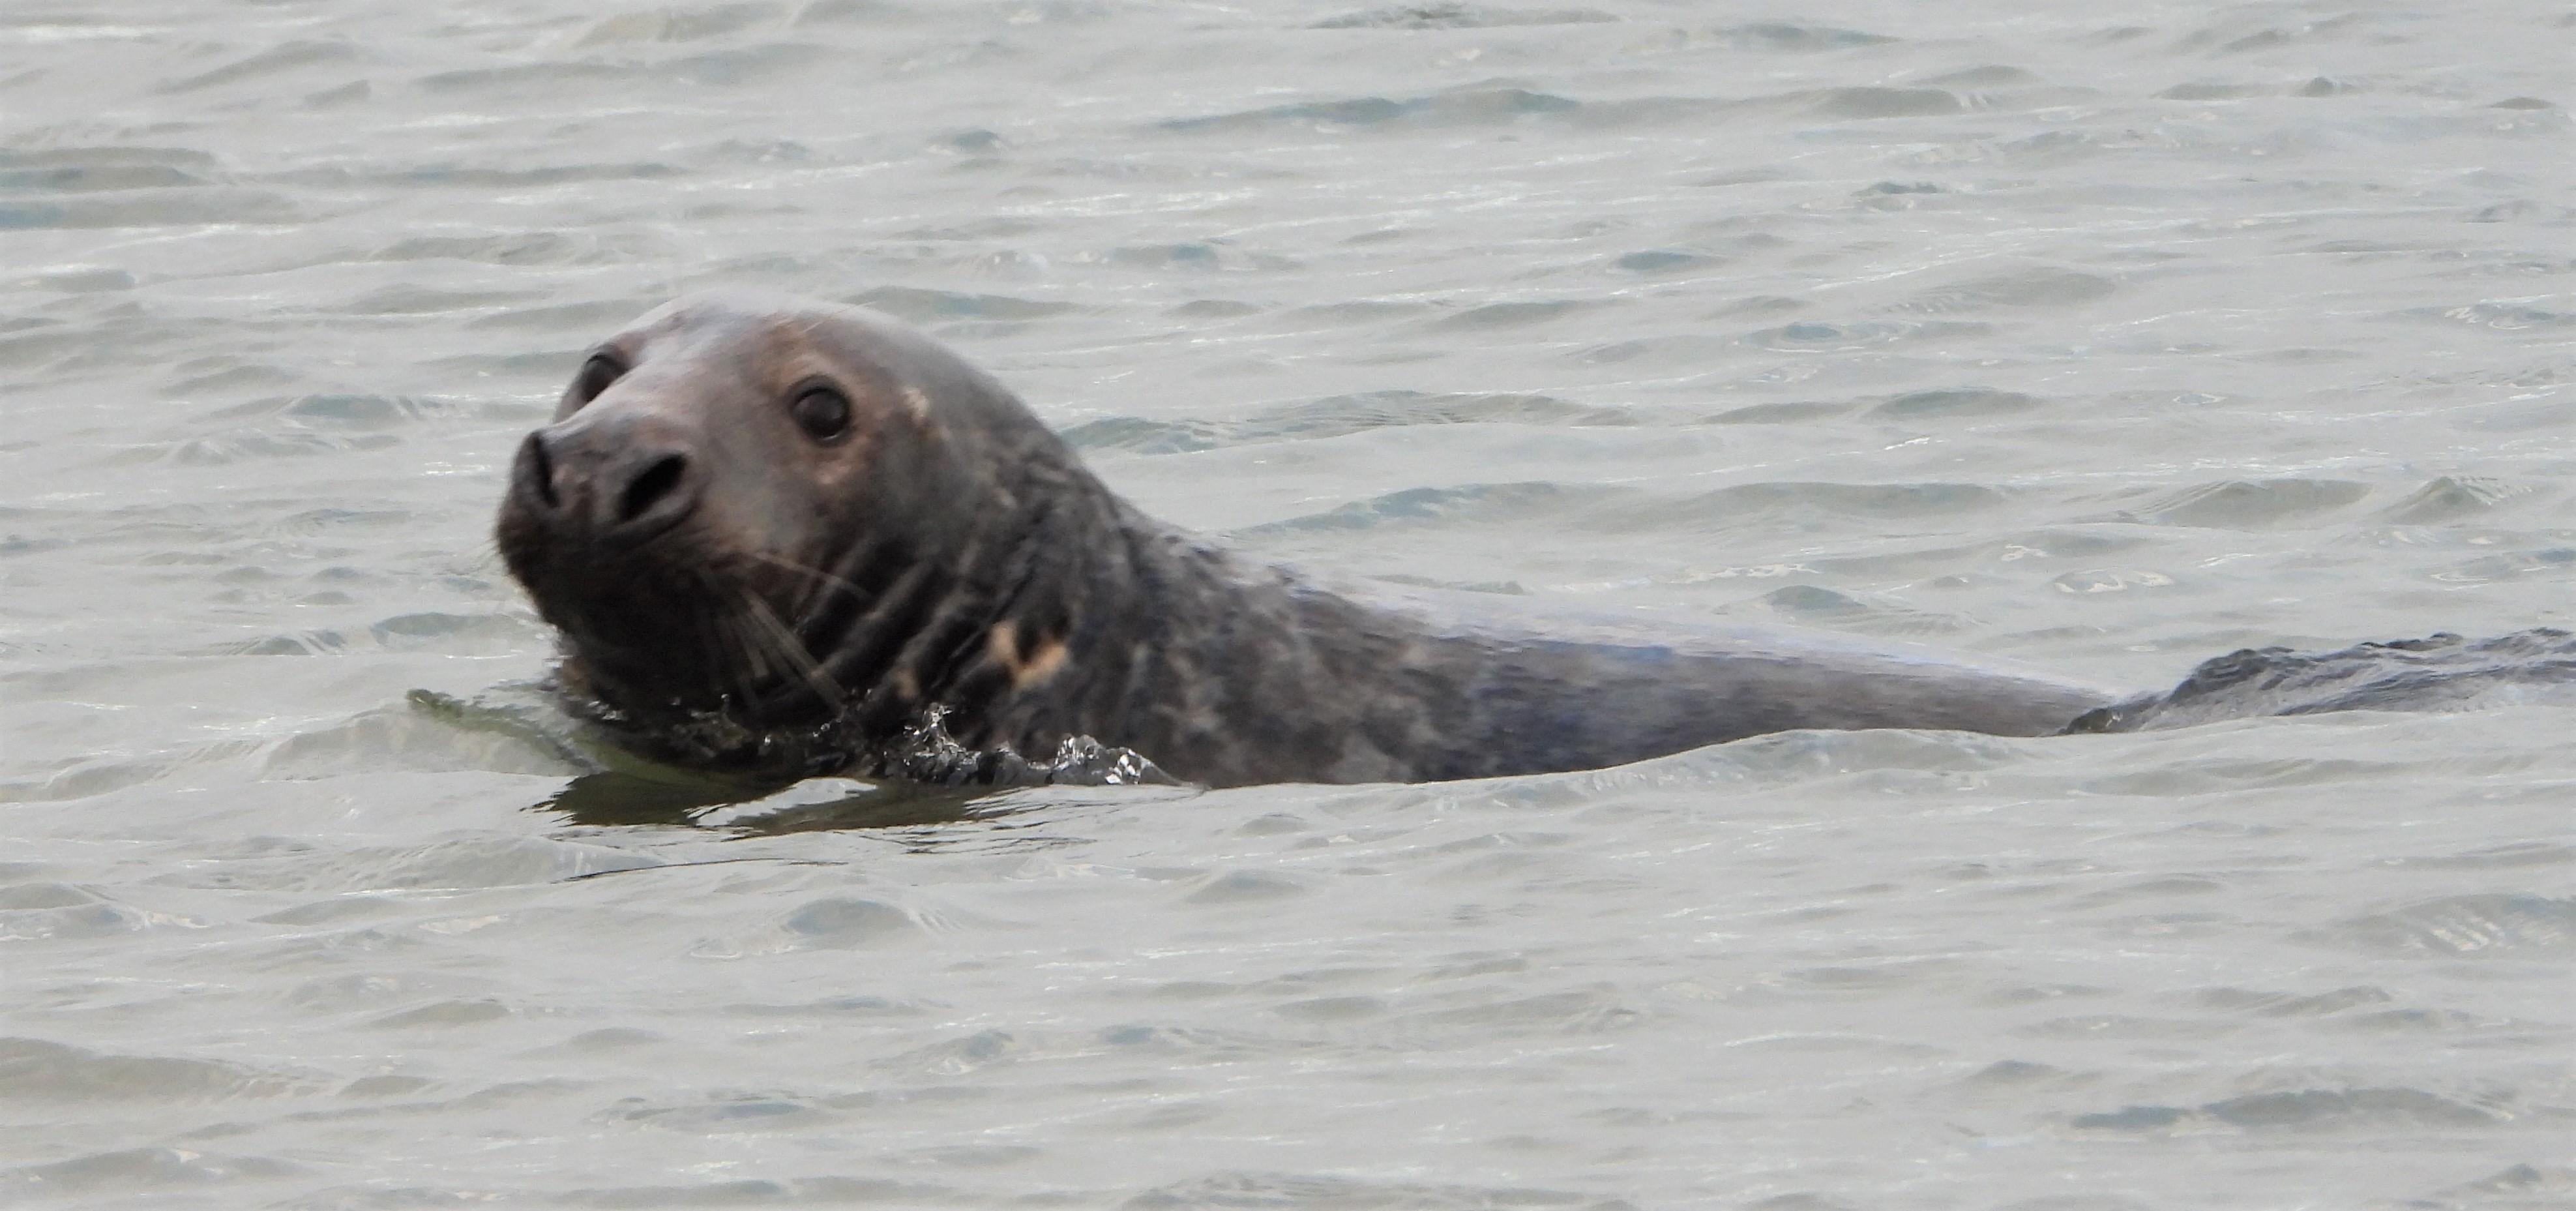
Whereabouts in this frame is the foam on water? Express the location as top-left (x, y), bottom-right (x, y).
top-left (3, 0), bottom-right (2571, 1206)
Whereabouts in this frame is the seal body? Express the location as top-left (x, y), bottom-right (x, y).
top-left (496, 292), bottom-right (2119, 787)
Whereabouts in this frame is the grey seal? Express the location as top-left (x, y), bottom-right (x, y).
top-left (494, 291), bottom-right (2121, 787)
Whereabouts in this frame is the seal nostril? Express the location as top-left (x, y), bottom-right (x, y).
top-left (617, 453), bottom-right (688, 526)
top-left (523, 434), bottom-right (559, 510)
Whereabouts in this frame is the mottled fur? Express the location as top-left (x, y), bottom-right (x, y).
top-left (497, 292), bottom-right (2118, 787)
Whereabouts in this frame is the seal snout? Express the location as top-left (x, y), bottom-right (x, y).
top-left (510, 424), bottom-right (702, 543)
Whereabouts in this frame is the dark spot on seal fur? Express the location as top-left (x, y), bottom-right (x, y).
top-left (495, 291), bottom-right (2139, 788)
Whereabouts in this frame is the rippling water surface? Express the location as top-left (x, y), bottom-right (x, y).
top-left (4, 1), bottom-right (2571, 1206)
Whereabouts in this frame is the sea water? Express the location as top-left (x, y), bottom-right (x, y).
top-left (2, 1), bottom-right (2569, 1206)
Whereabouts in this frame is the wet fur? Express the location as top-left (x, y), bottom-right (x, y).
top-left (497, 292), bottom-right (2119, 787)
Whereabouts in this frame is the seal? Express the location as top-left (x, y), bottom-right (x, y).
top-left (495, 291), bottom-right (2121, 788)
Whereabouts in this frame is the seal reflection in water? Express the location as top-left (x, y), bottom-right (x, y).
top-left (496, 291), bottom-right (2118, 788)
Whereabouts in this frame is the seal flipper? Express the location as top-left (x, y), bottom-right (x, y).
top-left (2065, 628), bottom-right (2576, 733)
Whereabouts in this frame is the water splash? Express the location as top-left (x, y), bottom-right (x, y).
top-left (870, 705), bottom-right (1177, 789)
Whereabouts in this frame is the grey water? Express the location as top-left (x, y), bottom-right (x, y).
top-left (3, 0), bottom-right (2571, 1206)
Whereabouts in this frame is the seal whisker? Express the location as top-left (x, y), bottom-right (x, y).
top-left (719, 615), bottom-right (772, 710)
top-left (683, 573), bottom-right (764, 713)
top-left (457, 540), bottom-right (509, 576)
top-left (741, 548), bottom-right (872, 618)
top-left (740, 587), bottom-right (848, 710)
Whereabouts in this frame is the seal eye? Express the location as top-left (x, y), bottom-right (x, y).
top-left (568, 353), bottom-right (626, 409)
top-left (789, 386), bottom-right (852, 443)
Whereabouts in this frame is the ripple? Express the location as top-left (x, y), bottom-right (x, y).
top-left (368, 998), bottom-right (512, 1029)
top-left (1244, 482), bottom-right (1616, 534)
top-left (2174, 13), bottom-right (2373, 56)
top-left (2417, 1165), bottom-right (2576, 1206)
top-left (415, 60), bottom-right (655, 95)
top-left (2382, 841), bottom-right (2574, 871)
top-left (778, 895), bottom-right (925, 946)
top-left (724, 994), bottom-right (932, 1019)
top-left (1902, 267), bottom-right (2119, 311)
top-left (2406, 299), bottom-right (2576, 331)
top-left (1601, 480), bottom-right (2013, 533)
top-left (1710, 22), bottom-right (1898, 51)
top-left (2376, 475), bottom-right (2536, 524)
top-left (2050, 568), bottom-right (2174, 595)
top-left (1696, 399), bottom-right (1854, 424)
top-left (2098, 479), bottom-right (2374, 528)
top-left (0, 160), bottom-right (207, 192)
top-left (1183, 869), bottom-right (1310, 905)
top-left (1431, 298), bottom-right (1599, 329)
top-left (2429, 545), bottom-right (2576, 585)
top-left (1103, 240), bottom-right (1289, 272)
top-left (226, 629), bottom-right (353, 656)
top-left (872, 1028), bottom-right (1025, 1076)
top-left (1133, 1173), bottom-right (1597, 1209)
top-left (1917, 128), bottom-right (2182, 167)
top-left (1796, 85), bottom-right (1962, 119)
top-left (467, 298), bottom-right (655, 331)
top-left (158, 40), bottom-right (364, 93)
top-left (281, 970), bottom-right (488, 1011)
top-left (690, 895), bottom-right (931, 957)
top-left (660, 42), bottom-right (838, 86)
top-left (1312, 5), bottom-right (1618, 30)
top-left (2157, 80), bottom-right (2276, 101)
top-left (2072, 1086), bottom-right (2502, 1134)
top-left (1916, 65), bottom-right (2045, 88)
top-left (0, 1038), bottom-right (311, 1102)
top-left (1869, 387), bottom-right (2047, 418)
top-left (258, 689), bottom-right (588, 780)
top-left (274, 161), bottom-right (685, 190)
top-left (578, 3), bottom-right (786, 44)
top-left (206, 393), bottom-right (448, 428)
top-left (0, 739), bottom-right (267, 804)
top-left (1612, 248), bottom-right (1721, 274)
top-left (2191, 984), bottom-right (2392, 1017)
top-left (1577, 333), bottom-right (1741, 368)
top-left (104, 431), bottom-right (404, 466)
top-left (0, 1146), bottom-right (302, 1197)
top-left (165, 834), bottom-right (662, 893)
top-left (1286, 297), bottom-right (1442, 325)
top-left (0, 882), bottom-right (96, 911)
top-left (0, 187), bottom-right (299, 230)
top-left (1751, 584), bottom-right (1972, 636)
top-left (1163, 86), bottom-right (1580, 134)
top-left (1065, 390), bottom-right (1631, 453)
top-left (847, 285), bottom-right (1078, 323)
top-left (542, 1177), bottom-right (965, 1206)
top-left (367, 610), bottom-right (538, 652)
top-left (2313, 893), bottom-right (2574, 957)
top-left (0, 891), bottom-right (201, 941)
top-left (1745, 319), bottom-right (1989, 350)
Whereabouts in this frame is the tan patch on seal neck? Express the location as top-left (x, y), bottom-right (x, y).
top-left (988, 620), bottom-right (1069, 690)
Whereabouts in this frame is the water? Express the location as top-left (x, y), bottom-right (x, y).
top-left (3, 0), bottom-right (2571, 1205)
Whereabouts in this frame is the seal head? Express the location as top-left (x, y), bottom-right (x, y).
top-left (496, 292), bottom-right (1116, 773)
